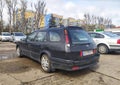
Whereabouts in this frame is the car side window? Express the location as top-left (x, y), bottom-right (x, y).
top-left (49, 31), bottom-right (61, 42)
top-left (90, 33), bottom-right (104, 38)
top-left (95, 33), bottom-right (104, 38)
top-left (89, 33), bottom-right (96, 38)
top-left (27, 32), bottom-right (37, 41)
top-left (34, 32), bottom-right (46, 42)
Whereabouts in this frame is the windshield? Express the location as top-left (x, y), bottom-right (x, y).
top-left (112, 32), bottom-right (120, 36)
top-left (2, 33), bottom-right (11, 36)
top-left (69, 29), bottom-right (94, 44)
top-left (14, 33), bottom-right (24, 36)
top-left (103, 32), bottom-right (119, 37)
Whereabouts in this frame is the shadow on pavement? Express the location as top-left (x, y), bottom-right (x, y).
top-left (55, 68), bottom-right (93, 78)
top-left (0, 60), bottom-right (31, 73)
top-left (108, 51), bottom-right (120, 55)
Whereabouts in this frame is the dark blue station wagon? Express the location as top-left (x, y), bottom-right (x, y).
top-left (16, 26), bottom-right (100, 72)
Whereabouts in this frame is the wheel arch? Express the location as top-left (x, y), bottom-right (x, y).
top-left (97, 43), bottom-right (109, 53)
top-left (40, 50), bottom-right (52, 61)
top-left (97, 43), bottom-right (109, 49)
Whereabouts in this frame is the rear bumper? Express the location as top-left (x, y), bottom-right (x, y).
top-left (2, 37), bottom-right (12, 41)
top-left (2, 38), bottom-right (11, 41)
top-left (51, 54), bottom-right (100, 71)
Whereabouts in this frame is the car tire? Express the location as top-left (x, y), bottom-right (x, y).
top-left (98, 44), bottom-right (109, 54)
top-left (41, 54), bottom-right (53, 73)
top-left (16, 47), bottom-right (23, 57)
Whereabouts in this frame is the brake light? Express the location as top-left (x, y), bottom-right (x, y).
top-left (64, 30), bottom-right (70, 52)
top-left (80, 51), bottom-right (83, 57)
top-left (117, 39), bottom-right (120, 44)
top-left (64, 30), bottom-right (69, 44)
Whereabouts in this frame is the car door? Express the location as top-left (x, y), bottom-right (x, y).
top-left (29, 31), bottom-right (47, 61)
top-left (47, 30), bottom-right (65, 59)
top-left (22, 32), bottom-right (38, 57)
top-left (89, 33), bottom-right (104, 45)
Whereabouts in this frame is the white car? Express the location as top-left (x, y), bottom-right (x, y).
top-left (88, 32), bottom-right (120, 54)
top-left (112, 31), bottom-right (120, 36)
top-left (1, 32), bottom-right (12, 41)
top-left (11, 32), bottom-right (26, 42)
top-left (0, 34), bottom-right (1, 41)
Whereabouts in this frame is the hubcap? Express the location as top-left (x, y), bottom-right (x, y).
top-left (41, 55), bottom-right (49, 71)
top-left (99, 46), bottom-right (106, 53)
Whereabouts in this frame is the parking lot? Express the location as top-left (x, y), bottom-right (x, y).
top-left (0, 42), bottom-right (120, 85)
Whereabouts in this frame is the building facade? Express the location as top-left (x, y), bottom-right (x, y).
top-left (16, 9), bottom-right (83, 32)
top-left (45, 14), bottom-right (63, 28)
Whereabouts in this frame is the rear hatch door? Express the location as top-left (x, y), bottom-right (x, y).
top-left (67, 28), bottom-right (97, 60)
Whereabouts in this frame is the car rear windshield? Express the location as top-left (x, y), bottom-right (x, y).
top-left (2, 33), bottom-right (11, 36)
top-left (103, 32), bottom-right (119, 37)
top-left (15, 33), bottom-right (24, 36)
top-left (69, 29), bottom-right (93, 44)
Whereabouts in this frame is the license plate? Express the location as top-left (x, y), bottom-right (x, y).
top-left (83, 50), bottom-right (93, 56)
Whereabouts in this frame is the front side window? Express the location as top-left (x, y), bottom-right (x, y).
top-left (35, 32), bottom-right (46, 42)
top-left (69, 29), bottom-right (93, 44)
top-left (27, 32), bottom-right (37, 41)
top-left (49, 31), bottom-right (61, 42)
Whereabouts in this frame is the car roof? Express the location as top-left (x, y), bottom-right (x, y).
top-left (1, 32), bottom-right (10, 34)
top-left (35, 26), bottom-right (84, 32)
top-left (1, 32), bottom-right (10, 33)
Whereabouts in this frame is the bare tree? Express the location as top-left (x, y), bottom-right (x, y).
top-left (11, 0), bottom-right (17, 31)
top-left (5, 0), bottom-right (12, 33)
top-left (0, 0), bottom-right (5, 32)
top-left (34, 0), bottom-right (46, 29)
top-left (5, 0), bottom-right (18, 32)
top-left (20, 0), bottom-right (27, 33)
top-left (84, 13), bottom-right (113, 30)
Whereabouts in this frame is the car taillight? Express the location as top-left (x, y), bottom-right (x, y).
top-left (80, 51), bottom-right (83, 57)
top-left (64, 30), bottom-right (70, 52)
top-left (117, 39), bottom-right (120, 44)
top-left (64, 30), bottom-right (69, 44)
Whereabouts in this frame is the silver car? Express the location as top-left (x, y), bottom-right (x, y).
top-left (1, 32), bottom-right (12, 41)
top-left (89, 31), bottom-right (120, 54)
top-left (11, 32), bottom-right (26, 42)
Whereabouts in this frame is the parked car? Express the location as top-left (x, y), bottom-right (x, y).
top-left (104, 28), bottom-right (120, 36)
top-left (0, 32), bottom-right (12, 41)
top-left (16, 26), bottom-right (100, 72)
top-left (88, 31), bottom-right (120, 54)
top-left (11, 32), bottom-right (26, 42)
top-left (112, 31), bottom-right (120, 36)
top-left (0, 34), bottom-right (1, 41)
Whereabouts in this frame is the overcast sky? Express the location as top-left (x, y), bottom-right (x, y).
top-left (3, 0), bottom-right (120, 26)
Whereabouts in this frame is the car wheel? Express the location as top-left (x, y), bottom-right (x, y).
top-left (98, 45), bottom-right (109, 54)
top-left (16, 47), bottom-right (23, 57)
top-left (41, 54), bottom-right (53, 73)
